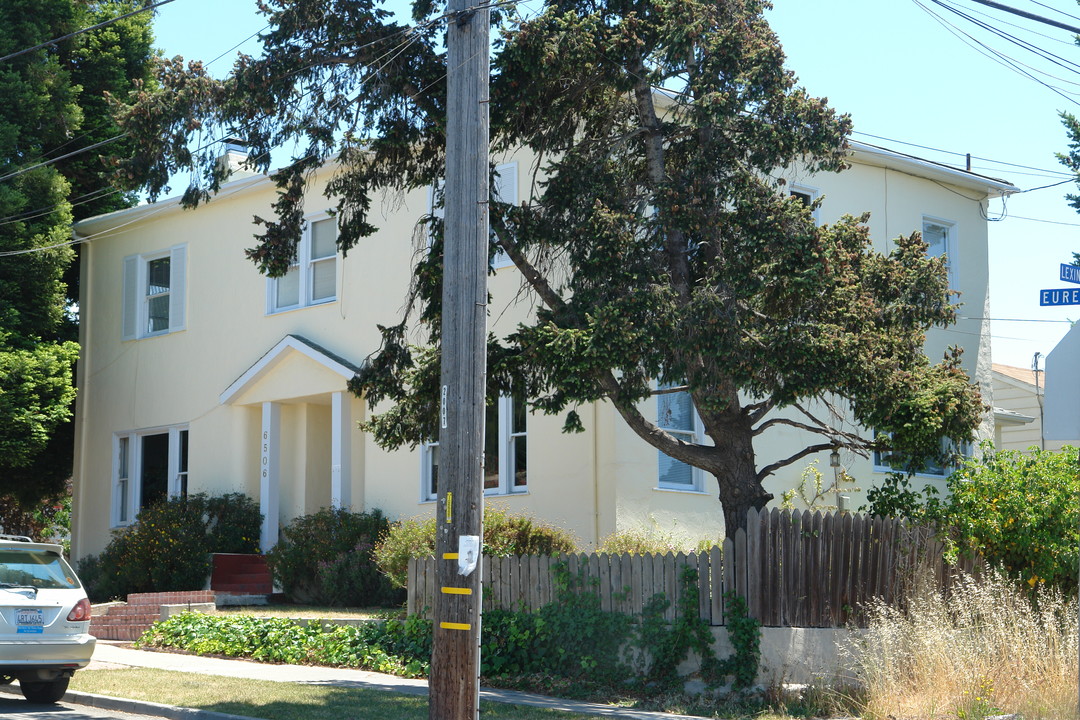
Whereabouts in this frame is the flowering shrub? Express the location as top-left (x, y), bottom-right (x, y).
top-left (265, 507), bottom-right (402, 607)
top-left (77, 493), bottom-right (262, 602)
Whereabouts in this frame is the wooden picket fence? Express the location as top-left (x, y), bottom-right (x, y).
top-left (407, 507), bottom-right (979, 628)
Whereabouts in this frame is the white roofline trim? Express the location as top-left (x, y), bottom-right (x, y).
top-left (849, 140), bottom-right (1018, 197)
top-left (993, 406), bottom-right (1036, 425)
top-left (220, 334), bottom-right (359, 405)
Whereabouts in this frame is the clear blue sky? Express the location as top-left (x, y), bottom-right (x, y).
top-left (152, 0), bottom-right (1080, 369)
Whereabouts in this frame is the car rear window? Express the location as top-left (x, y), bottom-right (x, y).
top-left (0, 549), bottom-right (81, 590)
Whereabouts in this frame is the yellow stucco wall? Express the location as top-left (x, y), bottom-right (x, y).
top-left (71, 146), bottom-right (1005, 559)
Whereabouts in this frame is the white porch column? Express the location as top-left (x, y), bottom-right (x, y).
top-left (331, 391), bottom-right (352, 509)
top-left (260, 401), bottom-right (281, 551)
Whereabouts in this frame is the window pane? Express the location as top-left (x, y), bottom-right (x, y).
top-left (311, 257), bottom-right (336, 301)
top-left (147, 295), bottom-right (170, 333)
top-left (658, 389), bottom-right (693, 430)
top-left (275, 267), bottom-right (300, 308)
top-left (659, 453), bottom-right (694, 487)
top-left (311, 219), bottom-right (336, 259)
top-left (484, 403), bottom-right (499, 489)
top-left (512, 434), bottom-right (527, 488)
top-left (146, 257), bottom-right (170, 295)
top-left (140, 433), bottom-right (169, 509)
top-left (427, 443), bottom-right (439, 496)
top-left (923, 222), bottom-right (948, 259)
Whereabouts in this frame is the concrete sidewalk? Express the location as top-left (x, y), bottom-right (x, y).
top-left (64, 641), bottom-right (713, 720)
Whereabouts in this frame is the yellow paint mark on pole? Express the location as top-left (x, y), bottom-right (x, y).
top-left (446, 491), bottom-right (453, 523)
top-left (443, 553), bottom-right (459, 560)
top-left (441, 587), bottom-right (472, 595)
top-left (440, 622), bottom-right (471, 631)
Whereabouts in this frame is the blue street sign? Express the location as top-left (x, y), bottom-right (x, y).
top-left (1040, 288), bottom-right (1080, 306)
top-left (1060, 263), bottom-right (1080, 285)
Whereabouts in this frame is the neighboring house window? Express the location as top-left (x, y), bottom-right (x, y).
top-left (492, 162), bottom-right (518, 269)
top-left (112, 426), bottom-right (189, 527)
top-left (873, 436), bottom-right (970, 478)
top-left (923, 217), bottom-right (957, 288)
top-left (122, 245), bottom-right (186, 340)
top-left (268, 215), bottom-right (337, 313)
top-left (790, 184), bottom-right (820, 224)
top-left (421, 393), bottom-right (526, 501)
top-left (657, 383), bottom-right (705, 492)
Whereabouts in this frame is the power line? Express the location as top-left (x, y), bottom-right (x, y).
top-left (0, 0), bottom-right (177, 64)
top-left (0, 135), bottom-right (125, 184)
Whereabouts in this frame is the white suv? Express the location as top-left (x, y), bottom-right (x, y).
top-left (0, 535), bottom-right (95, 703)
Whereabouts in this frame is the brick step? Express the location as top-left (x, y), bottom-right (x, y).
top-left (127, 591), bottom-right (215, 606)
top-left (99, 605), bottom-right (160, 618)
top-left (90, 624), bottom-right (152, 642)
top-left (90, 613), bottom-right (158, 626)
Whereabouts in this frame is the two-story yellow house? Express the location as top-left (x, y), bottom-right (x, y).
top-left (69, 140), bottom-right (1016, 560)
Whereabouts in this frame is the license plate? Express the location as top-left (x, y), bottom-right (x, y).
top-left (16, 608), bottom-right (43, 634)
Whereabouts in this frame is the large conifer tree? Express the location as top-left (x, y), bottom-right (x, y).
top-left (113, 0), bottom-right (984, 535)
top-left (0, 0), bottom-right (155, 517)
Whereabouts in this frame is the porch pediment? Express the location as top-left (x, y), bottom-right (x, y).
top-left (219, 334), bottom-right (360, 406)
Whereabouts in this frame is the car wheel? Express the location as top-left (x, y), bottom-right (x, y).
top-left (20, 677), bottom-right (69, 704)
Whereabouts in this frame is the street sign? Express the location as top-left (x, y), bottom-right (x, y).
top-left (1039, 288), bottom-right (1080, 306)
top-left (1060, 263), bottom-right (1080, 285)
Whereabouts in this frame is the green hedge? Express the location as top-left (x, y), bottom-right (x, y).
top-left (373, 506), bottom-right (577, 588)
top-left (265, 507), bottom-right (403, 607)
top-left (77, 493), bottom-right (262, 602)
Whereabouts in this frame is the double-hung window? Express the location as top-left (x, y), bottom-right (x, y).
top-left (790, 184), bottom-right (820, 224)
top-left (656, 383), bottom-right (705, 492)
top-left (121, 245), bottom-right (186, 340)
top-left (873, 436), bottom-right (970, 478)
top-left (420, 393), bottom-right (527, 501)
top-left (922, 216), bottom-right (957, 288)
top-left (112, 426), bottom-right (189, 527)
top-left (269, 215), bottom-right (338, 312)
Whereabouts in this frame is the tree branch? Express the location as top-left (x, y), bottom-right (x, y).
top-left (755, 443), bottom-right (836, 483)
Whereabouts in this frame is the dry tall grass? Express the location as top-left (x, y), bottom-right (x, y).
top-left (850, 570), bottom-right (1078, 720)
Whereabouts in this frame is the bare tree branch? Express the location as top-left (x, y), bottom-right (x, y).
top-left (755, 443), bottom-right (836, 483)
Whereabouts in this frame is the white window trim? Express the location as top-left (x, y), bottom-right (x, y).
top-left (267, 213), bottom-right (338, 314)
top-left (420, 394), bottom-right (527, 501)
top-left (420, 439), bottom-right (439, 503)
top-left (121, 244), bottom-right (187, 340)
top-left (790, 184), bottom-right (821, 225)
top-left (922, 215), bottom-right (958, 289)
top-left (492, 162), bottom-right (518, 269)
top-left (111, 425), bottom-right (189, 528)
top-left (656, 384), bottom-right (708, 493)
top-left (488, 394), bottom-right (527, 496)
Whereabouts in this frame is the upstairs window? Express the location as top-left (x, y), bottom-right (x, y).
top-left (269, 216), bottom-right (338, 313)
top-left (491, 162), bottom-right (518, 269)
top-left (122, 245), bottom-right (186, 340)
top-left (923, 217), bottom-right (957, 288)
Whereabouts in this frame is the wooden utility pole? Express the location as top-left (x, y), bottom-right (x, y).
top-left (429, 0), bottom-right (489, 716)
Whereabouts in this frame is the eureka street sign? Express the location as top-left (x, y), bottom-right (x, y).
top-left (1040, 287), bottom-right (1080, 306)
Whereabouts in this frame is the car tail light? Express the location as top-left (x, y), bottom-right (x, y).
top-left (67, 598), bottom-right (91, 622)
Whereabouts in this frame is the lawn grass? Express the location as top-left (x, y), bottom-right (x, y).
top-left (70, 668), bottom-right (606, 720)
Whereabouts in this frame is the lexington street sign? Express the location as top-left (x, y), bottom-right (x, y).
top-left (1038, 262), bottom-right (1080, 306)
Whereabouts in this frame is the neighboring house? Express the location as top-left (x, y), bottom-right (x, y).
top-left (991, 363), bottom-right (1043, 451)
top-left (69, 141), bottom-right (1017, 559)
top-left (1044, 322), bottom-right (1080, 448)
